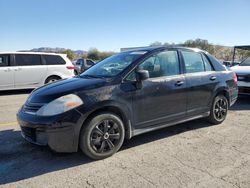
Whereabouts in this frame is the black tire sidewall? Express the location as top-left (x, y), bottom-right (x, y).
top-left (45, 76), bottom-right (59, 84)
top-left (210, 95), bottom-right (228, 124)
top-left (80, 113), bottom-right (125, 160)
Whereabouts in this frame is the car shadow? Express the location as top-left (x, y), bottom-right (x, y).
top-left (0, 129), bottom-right (93, 185)
top-left (229, 95), bottom-right (250, 111)
top-left (0, 98), bottom-right (248, 185)
top-left (0, 89), bottom-right (33, 96)
top-left (0, 119), bottom-right (212, 185)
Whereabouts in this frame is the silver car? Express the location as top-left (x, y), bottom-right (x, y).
top-left (231, 57), bottom-right (250, 95)
top-left (73, 58), bottom-right (95, 75)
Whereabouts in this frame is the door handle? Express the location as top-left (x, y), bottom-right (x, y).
top-left (210, 76), bottom-right (216, 81)
top-left (3, 68), bottom-right (11, 72)
top-left (175, 80), bottom-right (184, 86)
top-left (14, 68), bottom-right (22, 71)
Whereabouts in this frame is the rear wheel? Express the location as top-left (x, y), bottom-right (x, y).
top-left (207, 95), bottom-right (228, 124)
top-left (45, 76), bottom-right (60, 84)
top-left (79, 113), bottom-right (125, 160)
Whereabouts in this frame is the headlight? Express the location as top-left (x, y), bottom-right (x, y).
top-left (36, 94), bottom-right (83, 116)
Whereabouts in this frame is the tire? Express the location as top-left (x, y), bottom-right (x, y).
top-left (74, 70), bottom-right (78, 75)
top-left (45, 76), bottom-right (60, 84)
top-left (206, 95), bottom-right (228, 124)
top-left (79, 113), bottom-right (125, 160)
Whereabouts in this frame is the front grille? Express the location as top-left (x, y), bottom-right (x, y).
top-left (21, 127), bottom-right (36, 142)
top-left (23, 103), bottom-right (44, 114)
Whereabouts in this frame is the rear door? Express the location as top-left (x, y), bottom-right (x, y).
top-left (181, 50), bottom-right (218, 116)
top-left (14, 54), bottom-right (47, 88)
top-left (0, 54), bottom-right (14, 90)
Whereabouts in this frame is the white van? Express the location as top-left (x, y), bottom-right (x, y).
top-left (0, 52), bottom-right (75, 90)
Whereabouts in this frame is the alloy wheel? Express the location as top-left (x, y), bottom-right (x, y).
top-left (213, 98), bottom-right (228, 121)
top-left (90, 119), bottom-right (121, 153)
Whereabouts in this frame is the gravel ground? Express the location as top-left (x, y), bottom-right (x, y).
top-left (0, 90), bottom-right (249, 188)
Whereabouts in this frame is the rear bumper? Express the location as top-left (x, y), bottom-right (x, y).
top-left (228, 86), bottom-right (238, 106)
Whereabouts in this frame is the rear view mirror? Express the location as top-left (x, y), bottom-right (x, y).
top-left (136, 70), bottom-right (149, 81)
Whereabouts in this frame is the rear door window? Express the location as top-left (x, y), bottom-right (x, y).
top-left (15, 54), bottom-right (42, 66)
top-left (0, 54), bottom-right (10, 67)
top-left (43, 55), bottom-right (66, 65)
top-left (182, 51), bottom-right (205, 73)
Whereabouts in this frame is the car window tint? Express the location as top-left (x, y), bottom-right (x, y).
top-left (86, 60), bottom-right (95, 66)
top-left (15, 54), bottom-right (42, 66)
top-left (125, 70), bottom-right (136, 81)
top-left (202, 54), bottom-right (213, 71)
top-left (0, 55), bottom-right (9, 67)
top-left (44, 55), bottom-right (66, 65)
top-left (240, 57), bottom-right (250, 66)
top-left (182, 51), bottom-right (205, 73)
top-left (76, 59), bottom-right (82, 65)
top-left (138, 51), bottom-right (180, 78)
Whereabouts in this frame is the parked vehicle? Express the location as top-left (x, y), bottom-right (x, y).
top-left (231, 56), bottom-right (250, 95)
top-left (221, 61), bottom-right (240, 67)
top-left (0, 52), bottom-right (74, 90)
top-left (73, 58), bottom-right (95, 75)
top-left (17, 46), bottom-right (238, 159)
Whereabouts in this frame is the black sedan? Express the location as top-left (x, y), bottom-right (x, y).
top-left (17, 46), bottom-right (238, 159)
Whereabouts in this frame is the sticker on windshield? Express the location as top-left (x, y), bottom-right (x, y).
top-left (130, 51), bottom-right (147, 55)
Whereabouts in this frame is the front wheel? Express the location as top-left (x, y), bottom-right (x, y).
top-left (79, 113), bottom-right (125, 160)
top-left (207, 95), bottom-right (228, 124)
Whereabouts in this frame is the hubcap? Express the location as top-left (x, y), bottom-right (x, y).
top-left (48, 79), bottom-right (57, 83)
top-left (214, 98), bottom-right (227, 121)
top-left (90, 119), bottom-right (121, 153)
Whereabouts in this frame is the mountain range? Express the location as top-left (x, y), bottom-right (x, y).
top-left (28, 47), bottom-right (87, 56)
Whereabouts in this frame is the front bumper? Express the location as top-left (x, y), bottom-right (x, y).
top-left (17, 107), bottom-right (84, 153)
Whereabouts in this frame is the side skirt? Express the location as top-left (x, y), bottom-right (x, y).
top-left (131, 112), bottom-right (210, 137)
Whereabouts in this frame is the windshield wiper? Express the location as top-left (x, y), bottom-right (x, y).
top-left (80, 74), bottom-right (107, 79)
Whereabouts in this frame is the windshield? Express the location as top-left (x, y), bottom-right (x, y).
top-left (240, 57), bottom-right (250, 66)
top-left (80, 51), bottom-right (147, 78)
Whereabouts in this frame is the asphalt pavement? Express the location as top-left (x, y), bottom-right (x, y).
top-left (0, 90), bottom-right (250, 188)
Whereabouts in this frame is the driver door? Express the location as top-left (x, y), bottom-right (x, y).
top-left (126, 50), bottom-right (187, 128)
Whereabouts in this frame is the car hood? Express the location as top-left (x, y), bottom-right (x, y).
top-left (231, 65), bottom-right (250, 75)
top-left (27, 77), bottom-right (107, 104)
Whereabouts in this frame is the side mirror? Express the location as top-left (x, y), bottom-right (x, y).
top-left (136, 70), bottom-right (149, 81)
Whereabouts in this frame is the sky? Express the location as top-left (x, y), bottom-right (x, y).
top-left (0, 0), bottom-right (249, 52)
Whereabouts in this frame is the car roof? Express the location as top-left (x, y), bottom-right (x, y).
top-left (234, 45), bottom-right (250, 51)
top-left (122, 46), bottom-right (207, 54)
top-left (0, 51), bottom-right (66, 56)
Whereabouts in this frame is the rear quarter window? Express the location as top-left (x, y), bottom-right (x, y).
top-left (15, 54), bottom-right (42, 66)
top-left (43, 55), bottom-right (66, 65)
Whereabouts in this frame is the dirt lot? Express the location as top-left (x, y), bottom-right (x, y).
top-left (0, 90), bottom-right (250, 188)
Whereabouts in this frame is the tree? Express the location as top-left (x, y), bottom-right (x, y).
top-left (150, 41), bottom-right (162, 46)
top-left (87, 48), bottom-right (99, 61)
top-left (87, 48), bottom-right (115, 61)
top-left (62, 49), bottom-right (75, 60)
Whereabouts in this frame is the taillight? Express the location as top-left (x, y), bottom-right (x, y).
top-left (66, 65), bottom-right (75, 70)
top-left (233, 72), bottom-right (237, 84)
